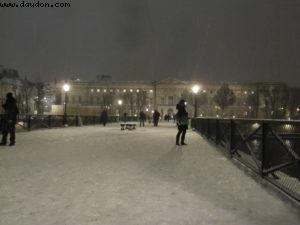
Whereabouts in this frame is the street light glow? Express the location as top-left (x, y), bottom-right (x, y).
top-left (192, 85), bottom-right (200, 94)
top-left (63, 84), bottom-right (70, 92)
top-left (118, 100), bottom-right (123, 105)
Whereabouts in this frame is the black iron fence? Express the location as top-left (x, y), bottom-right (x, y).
top-left (0, 114), bottom-right (139, 131)
top-left (191, 117), bottom-right (300, 202)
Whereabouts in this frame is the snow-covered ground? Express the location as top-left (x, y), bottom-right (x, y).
top-left (0, 123), bottom-right (299, 225)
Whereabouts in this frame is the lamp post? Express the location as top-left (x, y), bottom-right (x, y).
top-left (63, 84), bottom-right (70, 126)
top-left (118, 99), bottom-right (123, 118)
top-left (192, 85), bottom-right (201, 117)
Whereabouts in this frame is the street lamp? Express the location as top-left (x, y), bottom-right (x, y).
top-left (63, 84), bottom-right (70, 126)
top-left (192, 85), bottom-right (201, 117)
top-left (118, 99), bottom-right (123, 116)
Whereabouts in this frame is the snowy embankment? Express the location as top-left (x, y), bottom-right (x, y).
top-left (0, 123), bottom-right (299, 225)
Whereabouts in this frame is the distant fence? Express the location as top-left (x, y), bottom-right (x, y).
top-left (0, 114), bottom-right (139, 131)
top-left (191, 117), bottom-right (300, 202)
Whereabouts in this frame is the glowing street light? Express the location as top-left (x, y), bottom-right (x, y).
top-left (192, 84), bottom-right (201, 117)
top-left (192, 85), bottom-right (200, 94)
top-left (63, 83), bottom-right (70, 92)
top-left (63, 83), bottom-right (70, 125)
top-left (117, 99), bottom-right (123, 117)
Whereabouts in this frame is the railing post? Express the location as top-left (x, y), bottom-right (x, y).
top-left (47, 115), bottom-right (52, 128)
top-left (27, 115), bottom-right (31, 131)
top-left (75, 116), bottom-right (79, 126)
top-left (206, 119), bottom-right (210, 138)
top-left (261, 122), bottom-right (268, 177)
top-left (63, 114), bottom-right (67, 126)
top-left (229, 120), bottom-right (235, 157)
top-left (215, 119), bottom-right (220, 144)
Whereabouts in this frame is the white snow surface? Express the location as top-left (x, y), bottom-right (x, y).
top-left (0, 123), bottom-right (299, 225)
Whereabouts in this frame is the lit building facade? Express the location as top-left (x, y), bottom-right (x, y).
top-left (48, 78), bottom-right (300, 119)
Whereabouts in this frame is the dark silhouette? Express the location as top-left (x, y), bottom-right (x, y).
top-left (123, 112), bottom-right (127, 122)
top-left (100, 110), bottom-right (108, 126)
top-left (175, 99), bottom-right (188, 146)
top-left (164, 114), bottom-right (171, 122)
top-left (139, 111), bottom-right (146, 127)
top-left (1, 93), bottom-right (19, 146)
top-left (153, 110), bottom-right (160, 127)
top-left (173, 113), bottom-right (176, 123)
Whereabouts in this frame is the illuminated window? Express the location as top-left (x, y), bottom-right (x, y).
top-left (97, 89), bottom-right (100, 92)
top-left (91, 89), bottom-right (94, 92)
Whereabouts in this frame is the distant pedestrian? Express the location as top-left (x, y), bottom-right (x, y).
top-left (123, 112), bottom-right (127, 123)
top-left (1, 93), bottom-right (19, 146)
top-left (175, 99), bottom-right (188, 146)
top-left (153, 110), bottom-right (160, 127)
top-left (139, 111), bottom-right (146, 127)
top-left (100, 110), bottom-right (108, 126)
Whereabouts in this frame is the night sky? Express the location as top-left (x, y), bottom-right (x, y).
top-left (0, 0), bottom-right (299, 85)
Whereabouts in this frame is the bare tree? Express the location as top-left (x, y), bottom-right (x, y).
top-left (246, 92), bottom-right (258, 118)
top-left (213, 84), bottom-right (236, 117)
top-left (136, 91), bottom-right (147, 111)
top-left (260, 85), bottom-right (289, 119)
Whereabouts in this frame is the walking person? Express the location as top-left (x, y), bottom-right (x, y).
top-left (153, 110), bottom-right (160, 127)
top-left (139, 111), bottom-right (146, 127)
top-left (123, 112), bottom-right (127, 123)
top-left (175, 99), bottom-right (188, 146)
top-left (100, 110), bottom-right (108, 126)
top-left (1, 93), bottom-right (19, 146)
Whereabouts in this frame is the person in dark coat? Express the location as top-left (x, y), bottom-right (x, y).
top-left (139, 111), bottom-right (146, 127)
top-left (1, 93), bottom-right (19, 146)
top-left (100, 110), bottom-right (108, 126)
top-left (175, 99), bottom-right (188, 146)
top-left (153, 110), bottom-right (160, 127)
top-left (123, 112), bottom-right (127, 123)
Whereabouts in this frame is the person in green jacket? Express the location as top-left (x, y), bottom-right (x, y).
top-left (175, 99), bottom-right (188, 146)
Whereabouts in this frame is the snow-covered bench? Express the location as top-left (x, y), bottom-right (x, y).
top-left (120, 123), bottom-right (136, 130)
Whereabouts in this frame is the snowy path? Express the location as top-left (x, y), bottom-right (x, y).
top-left (0, 123), bottom-right (299, 225)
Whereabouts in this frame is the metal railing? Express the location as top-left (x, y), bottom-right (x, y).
top-left (191, 117), bottom-right (300, 202)
top-left (0, 114), bottom-right (139, 131)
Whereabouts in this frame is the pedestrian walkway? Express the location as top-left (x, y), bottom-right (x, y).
top-left (0, 123), bottom-right (299, 225)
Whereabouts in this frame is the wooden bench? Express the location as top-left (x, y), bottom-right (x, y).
top-left (120, 123), bottom-right (136, 130)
